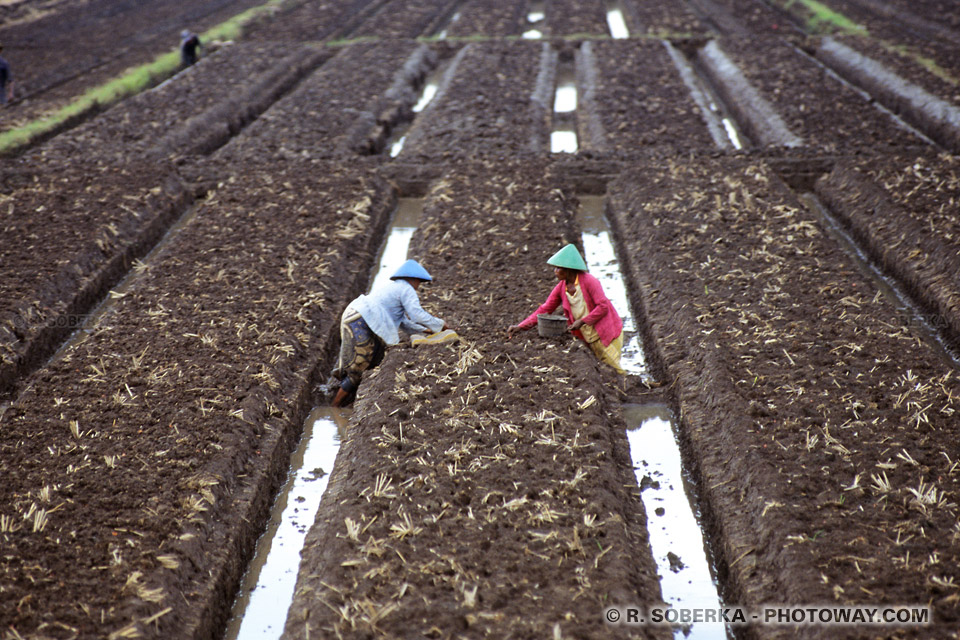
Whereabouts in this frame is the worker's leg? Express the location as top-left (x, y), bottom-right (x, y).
top-left (331, 310), bottom-right (384, 406)
top-left (588, 332), bottom-right (625, 374)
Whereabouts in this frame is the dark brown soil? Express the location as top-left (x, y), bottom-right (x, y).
top-left (400, 40), bottom-right (551, 159)
top-left (702, 36), bottom-right (928, 151)
top-left (3, 0), bottom-right (960, 638)
top-left (0, 159), bottom-right (395, 639)
top-left (285, 158), bottom-right (668, 640)
top-left (547, 0), bottom-right (610, 37)
top-left (576, 39), bottom-right (716, 153)
top-left (620, 0), bottom-right (708, 37)
top-left (0, 43), bottom-right (326, 401)
top-left (442, 0), bottom-right (526, 37)
top-left (0, 0), bottom-right (267, 134)
top-left (816, 152), bottom-right (960, 352)
top-left (609, 155), bottom-right (960, 638)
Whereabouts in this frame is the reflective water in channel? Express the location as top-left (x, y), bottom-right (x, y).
top-left (224, 199), bottom-right (423, 638)
top-left (551, 67), bottom-right (578, 153)
top-left (624, 405), bottom-right (727, 639)
top-left (223, 409), bottom-right (346, 640)
top-left (579, 197), bottom-right (726, 639)
top-left (606, 7), bottom-right (629, 39)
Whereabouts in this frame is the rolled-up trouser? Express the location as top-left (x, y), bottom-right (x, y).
top-left (331, 307), bottom-right (385, 394)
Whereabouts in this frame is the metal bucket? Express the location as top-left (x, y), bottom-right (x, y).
top-left (537, 314), bottom-right (567, 337)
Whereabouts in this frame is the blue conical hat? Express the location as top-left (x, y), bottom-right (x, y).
top-left (546, 244), bottom-right (588, 271)
top-left (390, 259), bottom-right (433, 281)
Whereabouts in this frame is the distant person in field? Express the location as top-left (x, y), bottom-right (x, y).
top-left (330, 259), bottom-right (455, 407)
top-left (507, 243), bottom-right (625, 373)
top-left (0, 45), bottom-right (13, 106)
top-left (180, 30), bottom-right (202, 68)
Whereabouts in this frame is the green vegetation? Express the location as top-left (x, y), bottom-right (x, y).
top-left (781, 0), bottom-right (867, 36)
top-left (0, 0), bottom-right (283, 154)
top-left (885, 43), bottom-right (959, 86)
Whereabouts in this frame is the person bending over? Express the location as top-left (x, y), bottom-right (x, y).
top-left (508, 243), bottom-right (624, 373)
top-left (331, 259), bottom-right (451, 407)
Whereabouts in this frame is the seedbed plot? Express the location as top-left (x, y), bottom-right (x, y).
top-left (685, 0), bottom-right (803, 37)
top-left (703, 36), bottom-right (930, 152)
top-left (442, 0), bottom-right (526, 37)
top-left (284, 159), bottom-right (667, 639)
top-left (578, 40), bottom-right (715, 153)
top-left (770, 0), bottom-right (960, 84)
top-left (0, 43), bottom-right (324, 401)
top-left (609, 156), bottom-right (960, 635)
top-left (0, 160), bottom-right (190, 401)
top-left (620, 0), bottom-right (707, 37)
top-left (546, 0), bottom-right (609, 37)
top-left (851, 0), bottom-right (960, 33)
top-left (243, 0), bottom-right (379, 41)
top-left (37, 43), bottom-right (323, 163)
top-left (805, 35), bottom-right (960, 152)
top-left (812, 35), bottom-right (960, 106)
top-left (213, 41), bottom-right (425, 161)
top-left (349, 0), bottom-right (459, 39)
top-left (0, 158), bottom-right (395, 640)
top-left (0, 0), bottom-right (266, 133)
top-left (816, 152), bottom-right (960, 351)
top-left (400, 41), bottom-right (551, 159)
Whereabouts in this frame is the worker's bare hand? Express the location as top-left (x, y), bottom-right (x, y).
top-left (569, 319), bottom-right (584, 332)
top-left (506, 324), bottom-right (522, 339)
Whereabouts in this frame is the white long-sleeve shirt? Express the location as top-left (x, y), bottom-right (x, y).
top-left (350, 280), bottom-right (443, 345)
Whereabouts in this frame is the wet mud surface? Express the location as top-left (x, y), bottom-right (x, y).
top-left (3, 0), bottom-right (960, 638)
top-left (816, 152), bottom-right (960, 352)
top-left (610, 156), bottom-right (960, 638)
top-left (285, 159), bottom-right (667, 639)
top-left (0, 0), bottom-right (267, 134)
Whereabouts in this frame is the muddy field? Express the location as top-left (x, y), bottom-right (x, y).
top-left (2, 0), bottom-right (960, 638)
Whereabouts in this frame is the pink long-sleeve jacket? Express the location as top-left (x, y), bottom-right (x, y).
top-left (518, 272), bottom-right (623, 346)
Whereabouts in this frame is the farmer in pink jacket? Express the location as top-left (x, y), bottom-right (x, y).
top-left (507, 244), bottom-right (624, 373)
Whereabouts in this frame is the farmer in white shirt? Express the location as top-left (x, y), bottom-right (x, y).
top-left (331, 260), bottom-right (452, 407)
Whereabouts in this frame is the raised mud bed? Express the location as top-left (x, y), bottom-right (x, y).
top-left (0, 159), bottom-right (395, 640)
top-left (620, 0), bottom-right (707, 37)
top-left (400, 41), bottom-right (552, 159)
top-left (213, 42), bottom-right (427, 161)
top-left (243, 0), bottom-right (379, 42)
top-left (546, 0), bottom-right (610, 37)
top-left (283, 158), bottom-right (668, 639)
top-left (576, 39), bottom-right (716, 153)
top-left (695, 36), bottom-right (930, 151)
top-left (0, 0), bottom-right (267, 133)
top-left (0, 43), bottom-right (326, 401)
top-left (609, 156), bottom-right (960, 636)
top-left (685, 0), bottom-right (803, 37)
top-left (816, 152), bottom-right (960, 351)
top-left (349, 0), bottom-right (459, 38)
top-left (442, 0), bottom-right (525, 37)
top-left (768, 0), bottom-right (960, 85)
top-left (807, 36), bottom-right (960, 153)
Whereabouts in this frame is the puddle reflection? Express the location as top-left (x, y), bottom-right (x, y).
top-left (624, 405), bottom-right (726, 639)
top-left (550, 130), bottom-right (577, 153)
top-left (223, 408), bottom-right (346, 640)
top-left (606, 7), bottom-right (629, 39)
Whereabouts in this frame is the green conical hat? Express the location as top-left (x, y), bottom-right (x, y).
top-left (546, 244), bottom-right (588, 271)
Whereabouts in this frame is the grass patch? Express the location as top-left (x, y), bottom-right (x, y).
top-left (798, 0), bottom-right (866, 35)
top-left (778, 0), bottom-right (867, 36)
top-left (0, 0), bottom-right (283, 154)
top-left (884, 43), bottom-right (959, 86)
